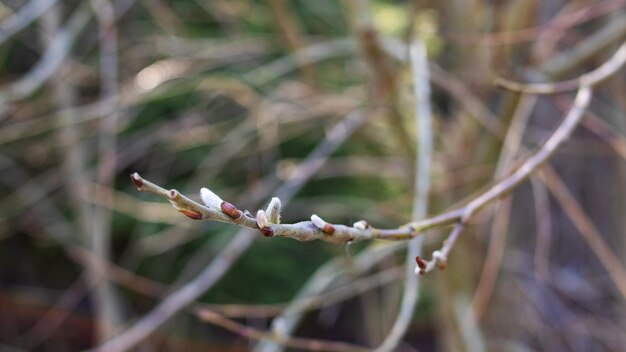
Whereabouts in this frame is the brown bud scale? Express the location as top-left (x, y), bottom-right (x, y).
top-left (179, 209), bottom-right (202, 220)
top-left (130, 173), bottom-right (143, 190)
top-left (221, 201), bottom-right (242, 219)
top-left (322, 224), bottom-right (335, 235)
top-left (259, 227), bottom-right (274, 237)
top-left (415, 256), bottom-right (428, 270)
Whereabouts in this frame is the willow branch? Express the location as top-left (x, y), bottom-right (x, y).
top-left (128, 88), bottom-right (592, 261)
top-left (89, 0), bottom-right (122, 342)
top-left (419, 87), bottom-right (592, 273)
top-left (376, 39), bottom-right (432, 352)
top-left (540, 167), bottom-right (626, 301)
top-left (132, 89), bottom-right (592, 259)
top-left (197, 309), bottom-right (369, 352)
top-left (468, 94), bottom-right (537, 322)
top-left (495, 41), bottom-right (626, 94)
top-left (93, 110), bottom-right (369, 352)
top-left (0, 0), bottom-right (58, 46)
top-left (254, 243), bottom-right (404, 352)
top-left (541, 14), bottom-right (626, 77)
top-left (200, 266), bottom-right (403, 319)
top-left (0, 2), bottom-right (92, 106)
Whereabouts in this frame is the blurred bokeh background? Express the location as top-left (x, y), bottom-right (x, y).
top-left (1, 0), bottom-right (625, 351)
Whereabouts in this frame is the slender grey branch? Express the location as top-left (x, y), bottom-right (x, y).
top-left (541, 15), bottom-right (626, 77)
top-left (197, 309), bottom-right (369, 352)
top-left (254, 243), bottom-right (404, 352)
top-left (495, 41), bottom-right (626, 94)
top-left (0, 0), bottom-right (58, 45)
top-left (89, 0), bottom-right (123, 342)
top-left (126, 86), bottom-right (595, 287)
top-left (0, 2), bottom-right (92, 104)
top-left (421, 87), bottom-right (592, 273)
top-left (375, 39), bottom-right (432, 352)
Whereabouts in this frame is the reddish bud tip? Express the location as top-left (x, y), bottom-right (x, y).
top-left (130, 173), bottom-right (143, 190)
top-left (322, 224), bottom-right (335, 235)
top-left (415, 256), bottom-right (428, 270)
top-left (259, 227), bottom-right (274, 237)
top-left (179, 209), bottom-right (202, 220)
top-left (220, 201), bottom-right (242, 219)
top-left (437, 262), bottom-right (447, 271)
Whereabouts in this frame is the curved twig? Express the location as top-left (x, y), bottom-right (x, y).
top-left (197, 309), bottom-right (369, 352)
top-left (375, 39), bottom-right (432, 352)
top-left (0, 0), bottom-right (58, 46)
top-left (495, 41), bottom-right (626, 94)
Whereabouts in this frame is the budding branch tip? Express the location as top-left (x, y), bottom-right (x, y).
top-left (414, 256), bottom-right (427, 275)
top-left (130, 173), bottom-right (143, 190)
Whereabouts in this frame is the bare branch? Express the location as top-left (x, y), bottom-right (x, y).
top-left (540, 167), bottom-right (626, 301)
top-left (89, 0), bottom-right (123, 341)
top-left (376, 39), bottom-right (432, 352)
top-left (0, 3), bottom-right (92, 108)
top-left (495, 41), bottom-right (626, 94)
top-left (127, 87), bottom-right (593, 265)
top-left (419, 87), bottom-right (592, 274)
top-left (0, 0), bottom-right (58, 46)
top-left (468, 94), bottom-right (537, 322)
top-left (197, 309), bottom-right (369, 352)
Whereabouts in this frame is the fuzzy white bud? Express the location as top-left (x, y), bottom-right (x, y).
top-left (256, 209), bottom-right (269, 229)
top-left (311, 214), bottom-right (335, 235)
top-left (265, 197), bottom-right (282, 224)
top-left (310, 214), bottom-right (326, 230)
top-left (200, 187), bottom-right (223, 208)
top-left (352, 220), bottom-right (369, 230)
top-left (433, 250), bottom-right (446, 262)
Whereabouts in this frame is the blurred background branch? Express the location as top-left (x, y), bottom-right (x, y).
top-left (1, 1), bottom-right (626, 351)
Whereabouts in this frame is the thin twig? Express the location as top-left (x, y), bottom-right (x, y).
top-left (541, 14), bottom-right (626, 78)
top-left (346, 0), bottom-right (416, 160)
top-left (0, 2), bottom-right (92, 108)
top-left (495, 41), bottom-right (626, 94)
top-left (531, 174), bottom-right (552, 280)
top-left (266, 0), bottom-right (317, 86)
top-left (419, 87), bottom-right (592, 273)
top-left (197, 309), bottom-right (369, 352)
top-left (88, 0), bottom-right (122, 342)
top-left (540, 167), bottom-right (626, 301)
top-left (199, 266), bottom-right (404, 318)
top-left (254, 243), bottom-right (404, 352)
top-left (0, 0), bottom-right (58, 45)
top-left (443, 0), bottom-right (626, 46)
top-left (468, 94), bottom-right (536, 322)
top-left (375, 39), bottom-right (432, 352)
top-left (557, 96), bottom-right (626, 161)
